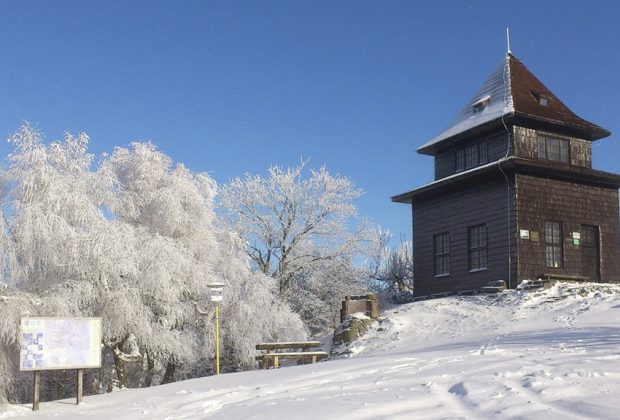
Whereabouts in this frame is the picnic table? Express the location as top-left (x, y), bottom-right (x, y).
top-left (255, 341), bottom-right (328, 369)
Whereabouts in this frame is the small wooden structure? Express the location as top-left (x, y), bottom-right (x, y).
top-left (255, 341), bottom-right (328, 369)
top-left (340, 294), bottom-right (380, 323)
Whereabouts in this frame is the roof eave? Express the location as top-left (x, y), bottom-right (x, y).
top-left (391, 159), bottom-right (511, 203)
top-left (513, 112), bottom-right (611, 141)
top-left (392, 157), bottom-right (620, 205)
top-left (416, 114), bottom-right (515, 155)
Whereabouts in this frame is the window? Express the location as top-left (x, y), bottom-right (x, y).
top-left (545, 221), bottom-right (563, 268)
top-left (465, 144), bottom-right (477, 168)
top-left (537, 136), bottom-right (569, 163)
top-left (468, 225), bottom-right (487, 271)
top-left (456, 142), bottom-right (487, 172)
top-left (434, 233), bottom-right (450, 276)
top-left (456, 149), bottom-right (465, 172)
top-left (472, 95), bottom-right (490, 113)
top-left (532, 91), bottom-right (549, 107)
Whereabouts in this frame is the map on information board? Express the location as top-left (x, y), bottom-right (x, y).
top-left (20, 317), bottom-right (102, 371)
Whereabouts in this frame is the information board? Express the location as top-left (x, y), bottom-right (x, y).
top-left (20, 317), bottom-right (102, 371)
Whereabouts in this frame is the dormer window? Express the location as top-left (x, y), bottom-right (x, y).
top-left (532, 91), bottom-right (549, 107)
top-left (472, 95), bottom-right (490, 113)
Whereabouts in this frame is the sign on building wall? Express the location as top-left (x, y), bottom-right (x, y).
top-left (20, 318), bottom-right (102, 371)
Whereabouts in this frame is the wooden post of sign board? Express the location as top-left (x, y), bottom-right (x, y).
top-left (76, 369), bottom-right (83, 404)
top-left (32, 370), bottom-right (40, 411)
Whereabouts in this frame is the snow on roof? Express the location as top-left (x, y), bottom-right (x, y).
top-left (414, 159), bottom-right (504, 191)
top-left (417, 53), bottom-right (611, 155)
top-left (418, 55), bottom-right (514, 153)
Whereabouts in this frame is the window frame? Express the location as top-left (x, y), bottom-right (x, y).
top-left (465, 144), bottom-right (478, 169)
top-left (456, 141), bottom-right (488, 172)
top-left (544, 221), bottom-right (563, 269)
top-left (434, 232), bottom-right (451, 277)
top-left (455, 149), bottom-right (465, 172)
top-left (537, 136), bottom-right (570, 163)
top-left (468, 224), bottom-right (488, 271)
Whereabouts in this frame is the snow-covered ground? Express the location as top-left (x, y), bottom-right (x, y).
top-left (2, 282), bottom-right (619, 419)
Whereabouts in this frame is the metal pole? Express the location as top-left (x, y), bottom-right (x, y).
top-left (215, 303), bottom-right (220, 375)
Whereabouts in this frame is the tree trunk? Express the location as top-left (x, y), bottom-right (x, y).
top-left (162, 362), bottom-right (176, 384)
top-left (112, 349), bottom-right (128, 389)
top-left (145, 351), bottom-right (156, 387)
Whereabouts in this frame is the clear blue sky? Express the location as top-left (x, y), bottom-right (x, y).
top-left (1, 1), bottom-right (619, 241)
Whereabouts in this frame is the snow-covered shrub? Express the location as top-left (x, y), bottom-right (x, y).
top-left (284, 257), bottom-right (367, 335)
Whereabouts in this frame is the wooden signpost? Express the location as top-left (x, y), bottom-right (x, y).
top-left (32, 371), bottom-right (40, 411)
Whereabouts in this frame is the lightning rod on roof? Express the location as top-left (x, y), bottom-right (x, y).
top-left (506, 27), bottom-right (512, 54)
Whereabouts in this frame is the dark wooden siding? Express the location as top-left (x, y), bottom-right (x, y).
top-left (515, 174), bottom-right (620, 282)
top-left (434, 132), bottom-right (510, 180)
top-left (412, 174), bottom-right (517, 297)
top-left (513, 126), bottom-right (592, 168)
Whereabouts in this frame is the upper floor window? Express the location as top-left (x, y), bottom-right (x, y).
top-left (538, 136), bottom-right (569, 163)
top-left (456, 142), bottom-right (487, 172)
top-left (434, 232), bottom-right (450, 276)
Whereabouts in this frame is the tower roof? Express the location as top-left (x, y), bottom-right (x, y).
top-left (417, 53), bottom-right (611, 155)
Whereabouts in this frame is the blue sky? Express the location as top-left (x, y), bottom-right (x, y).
top-left (1, 1), bottom-right (618, 241)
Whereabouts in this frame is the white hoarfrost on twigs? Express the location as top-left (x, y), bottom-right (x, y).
top-left (2, 281), bottom-right (619, 419)
top-left (220, 161), bottom-right (372, 334)
top-left (0, 125), bottom-right (305, 403)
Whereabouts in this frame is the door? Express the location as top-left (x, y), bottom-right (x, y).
top-left (581, 225), bottom-right (600, 282)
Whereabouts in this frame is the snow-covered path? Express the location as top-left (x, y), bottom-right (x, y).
top-left (2, 282), bottom-right (619, 419)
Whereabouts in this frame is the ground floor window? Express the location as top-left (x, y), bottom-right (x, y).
top-left (545, 221), bottom-right (563, 268)
top-left (468, 224), bottom-right (487, 270)
top-left (434, 232), bottom-right (450, 276)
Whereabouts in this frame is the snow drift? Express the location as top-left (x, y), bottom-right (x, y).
top-left (2, 281), bottom-right (619, 419)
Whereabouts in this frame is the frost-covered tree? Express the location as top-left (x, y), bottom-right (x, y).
top-left (283, 256), bottom-right (367, 335)
top-left (368, 229), bottom-right (414, 294)
top-left (220, 162), bottom-right (374, 334)
top-left (98, 142), bottom-right (306, 382)
top-left (220, 162), bottom-right (372, 296)
top-left (0, 125), bottom-right (306, 403)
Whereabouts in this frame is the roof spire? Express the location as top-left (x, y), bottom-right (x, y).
top-left (506, 27), bottom-right (512, 55)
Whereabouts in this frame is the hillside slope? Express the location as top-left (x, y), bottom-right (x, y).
top-left (2, 282), bottom-right (619, 419)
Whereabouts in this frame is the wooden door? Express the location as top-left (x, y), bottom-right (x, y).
top-left (581, 225), bottom-right (600, 282)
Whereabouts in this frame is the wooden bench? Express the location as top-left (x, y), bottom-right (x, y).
top-left (255, 341), bottom-right (328, 369)
top-left (539, 273), bottom-right (590, 282)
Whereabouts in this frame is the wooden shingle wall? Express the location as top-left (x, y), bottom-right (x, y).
top-left (513, 126), bottom-right (592, 168)
top-left (515, 174), bottom-right (620, 282)
top-left (412, 175), bottom-right (518, 297)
